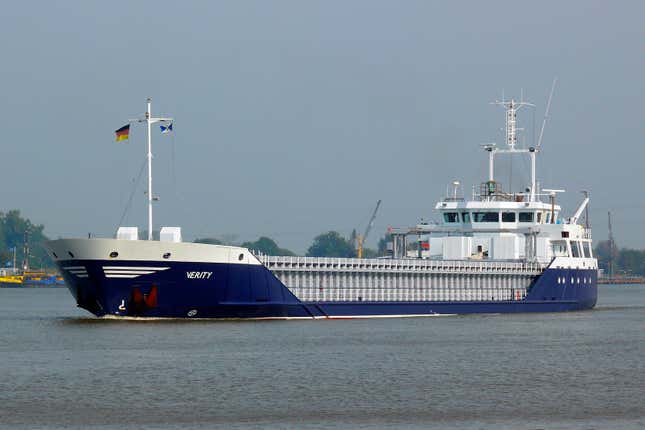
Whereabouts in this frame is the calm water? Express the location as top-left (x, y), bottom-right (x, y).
top-left (0, 285), bottom-right (643, 430)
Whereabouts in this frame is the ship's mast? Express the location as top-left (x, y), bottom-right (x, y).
top-left (487, 97), bottom-right (536, 201)
top-left (132, 98), bottom-right (173, 240)
top-left (146, 99), bottom-right (153, 241)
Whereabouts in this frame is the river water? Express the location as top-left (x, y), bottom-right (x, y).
top-left (0, 285), bottom-right (643, 429)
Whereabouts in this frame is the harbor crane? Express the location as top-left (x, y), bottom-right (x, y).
top-left (357, 200), bottom-right (382, 259)
top-left (608, 211), bottom-right (616, 278)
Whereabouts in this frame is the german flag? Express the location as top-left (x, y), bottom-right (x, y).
top-left (115, 124), bottom-right (130, 142)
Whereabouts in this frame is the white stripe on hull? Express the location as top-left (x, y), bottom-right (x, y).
top-left (102, 266), bottom-right (170, 279)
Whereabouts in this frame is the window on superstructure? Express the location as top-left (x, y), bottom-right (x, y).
top-left (443, 212), bottom-right (459, 223)
top-left (570, 241), bottom-right (581, 258)
top-left (579, 241), bottom-right (587, 258)
top-left (519, 212), bottom-right (534, 222)
top-left (587, 242), bottom-right (593, 258)
top-left (551, 240), bottom-right (568, 257)
top-left (502, 212), bottom-right (516, 222)
top-left (537, 212), bottom-right (542, 223)
top-left (472, 212), bottom-right (499, 222)
top-left (461, 212), bottom-right (470, 223)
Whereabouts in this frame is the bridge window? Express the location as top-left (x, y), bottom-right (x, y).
top-left (551, 240), bottom-right (568, 257)
top-left (443, 212), bottom-right (459, 223)
top-left (587, 242), bottom-right (593, 258)
top-left (537, 212), bottom-right (543, 223)
top-left (472, 212), bottom-right (499, 222)
top-left (502, 212), bottom-right (516, 222)
top-left (570, 241), bottom-right (581, 258)
top-left (519, 212), bottom-right (534, 222)
top-left (579, 242), bottom-right (587, 258)
top-left (461, 212), bottom-right (470, 223)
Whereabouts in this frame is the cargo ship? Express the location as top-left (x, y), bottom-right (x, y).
top-left (45, 96), bottom-right (597, 319)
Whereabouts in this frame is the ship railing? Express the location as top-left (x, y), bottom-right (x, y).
top-left (473, 191), bottom-right (531, 202)
top-left (257, 255), bottom-right (546, 275)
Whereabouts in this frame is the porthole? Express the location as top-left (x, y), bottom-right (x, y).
top-left (109, 251), bottom-right (119, 258)
top-left (577, 278), bottom-right (580, 284)
top-left (238, 253), bottom-right (244, 261)
top-left (557, 277), bottom-right (561, 284)
top-left (571, 277), bottom-right (574, 284)
top-left (68, 251), bottom-right (75, 258)
top-left (163, 252), bottom-right (171, 259)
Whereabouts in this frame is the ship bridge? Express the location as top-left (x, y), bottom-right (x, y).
top-left (437, 176), bottom-right (563, 229)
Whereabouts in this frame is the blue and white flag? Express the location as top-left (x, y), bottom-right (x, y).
top-left (160, 122), bottom-right (173, 134)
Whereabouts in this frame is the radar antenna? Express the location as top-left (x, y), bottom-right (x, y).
top-left (491, 98), bottom-right (533, 150)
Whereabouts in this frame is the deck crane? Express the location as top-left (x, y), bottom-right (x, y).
top-left (357, 200), bottom-right (382, 259)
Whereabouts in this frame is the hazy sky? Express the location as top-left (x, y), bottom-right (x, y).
top-left (1, 1), bottom-right (643, 253)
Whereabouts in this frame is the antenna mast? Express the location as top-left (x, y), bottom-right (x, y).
top-left (22, 229), bottom-right (30, 271)
top-left (536, 77), bottom-right (557, 150)
top-left (488, 97), bottom-right (535, 200)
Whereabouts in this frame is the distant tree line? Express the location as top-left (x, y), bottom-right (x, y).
top-left (0, 210), bottom-right (51, 270)
top-left (594, 240), bottom-right (645, 277)
top-left (195, 236), bottom-right (297, 256)
top-left (195, 231), bottom-right (391, 259)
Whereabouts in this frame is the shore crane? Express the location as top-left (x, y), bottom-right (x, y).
top-left (357, 200), bottom-right (382, 259)
top-left (608, 211), bottom-right (616, 278)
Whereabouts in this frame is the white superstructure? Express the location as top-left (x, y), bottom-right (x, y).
top-left (388, 93), bottom-right (595, 269)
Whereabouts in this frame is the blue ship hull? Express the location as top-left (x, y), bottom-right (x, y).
top-left (56, 259), bottom-right (597, 319)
